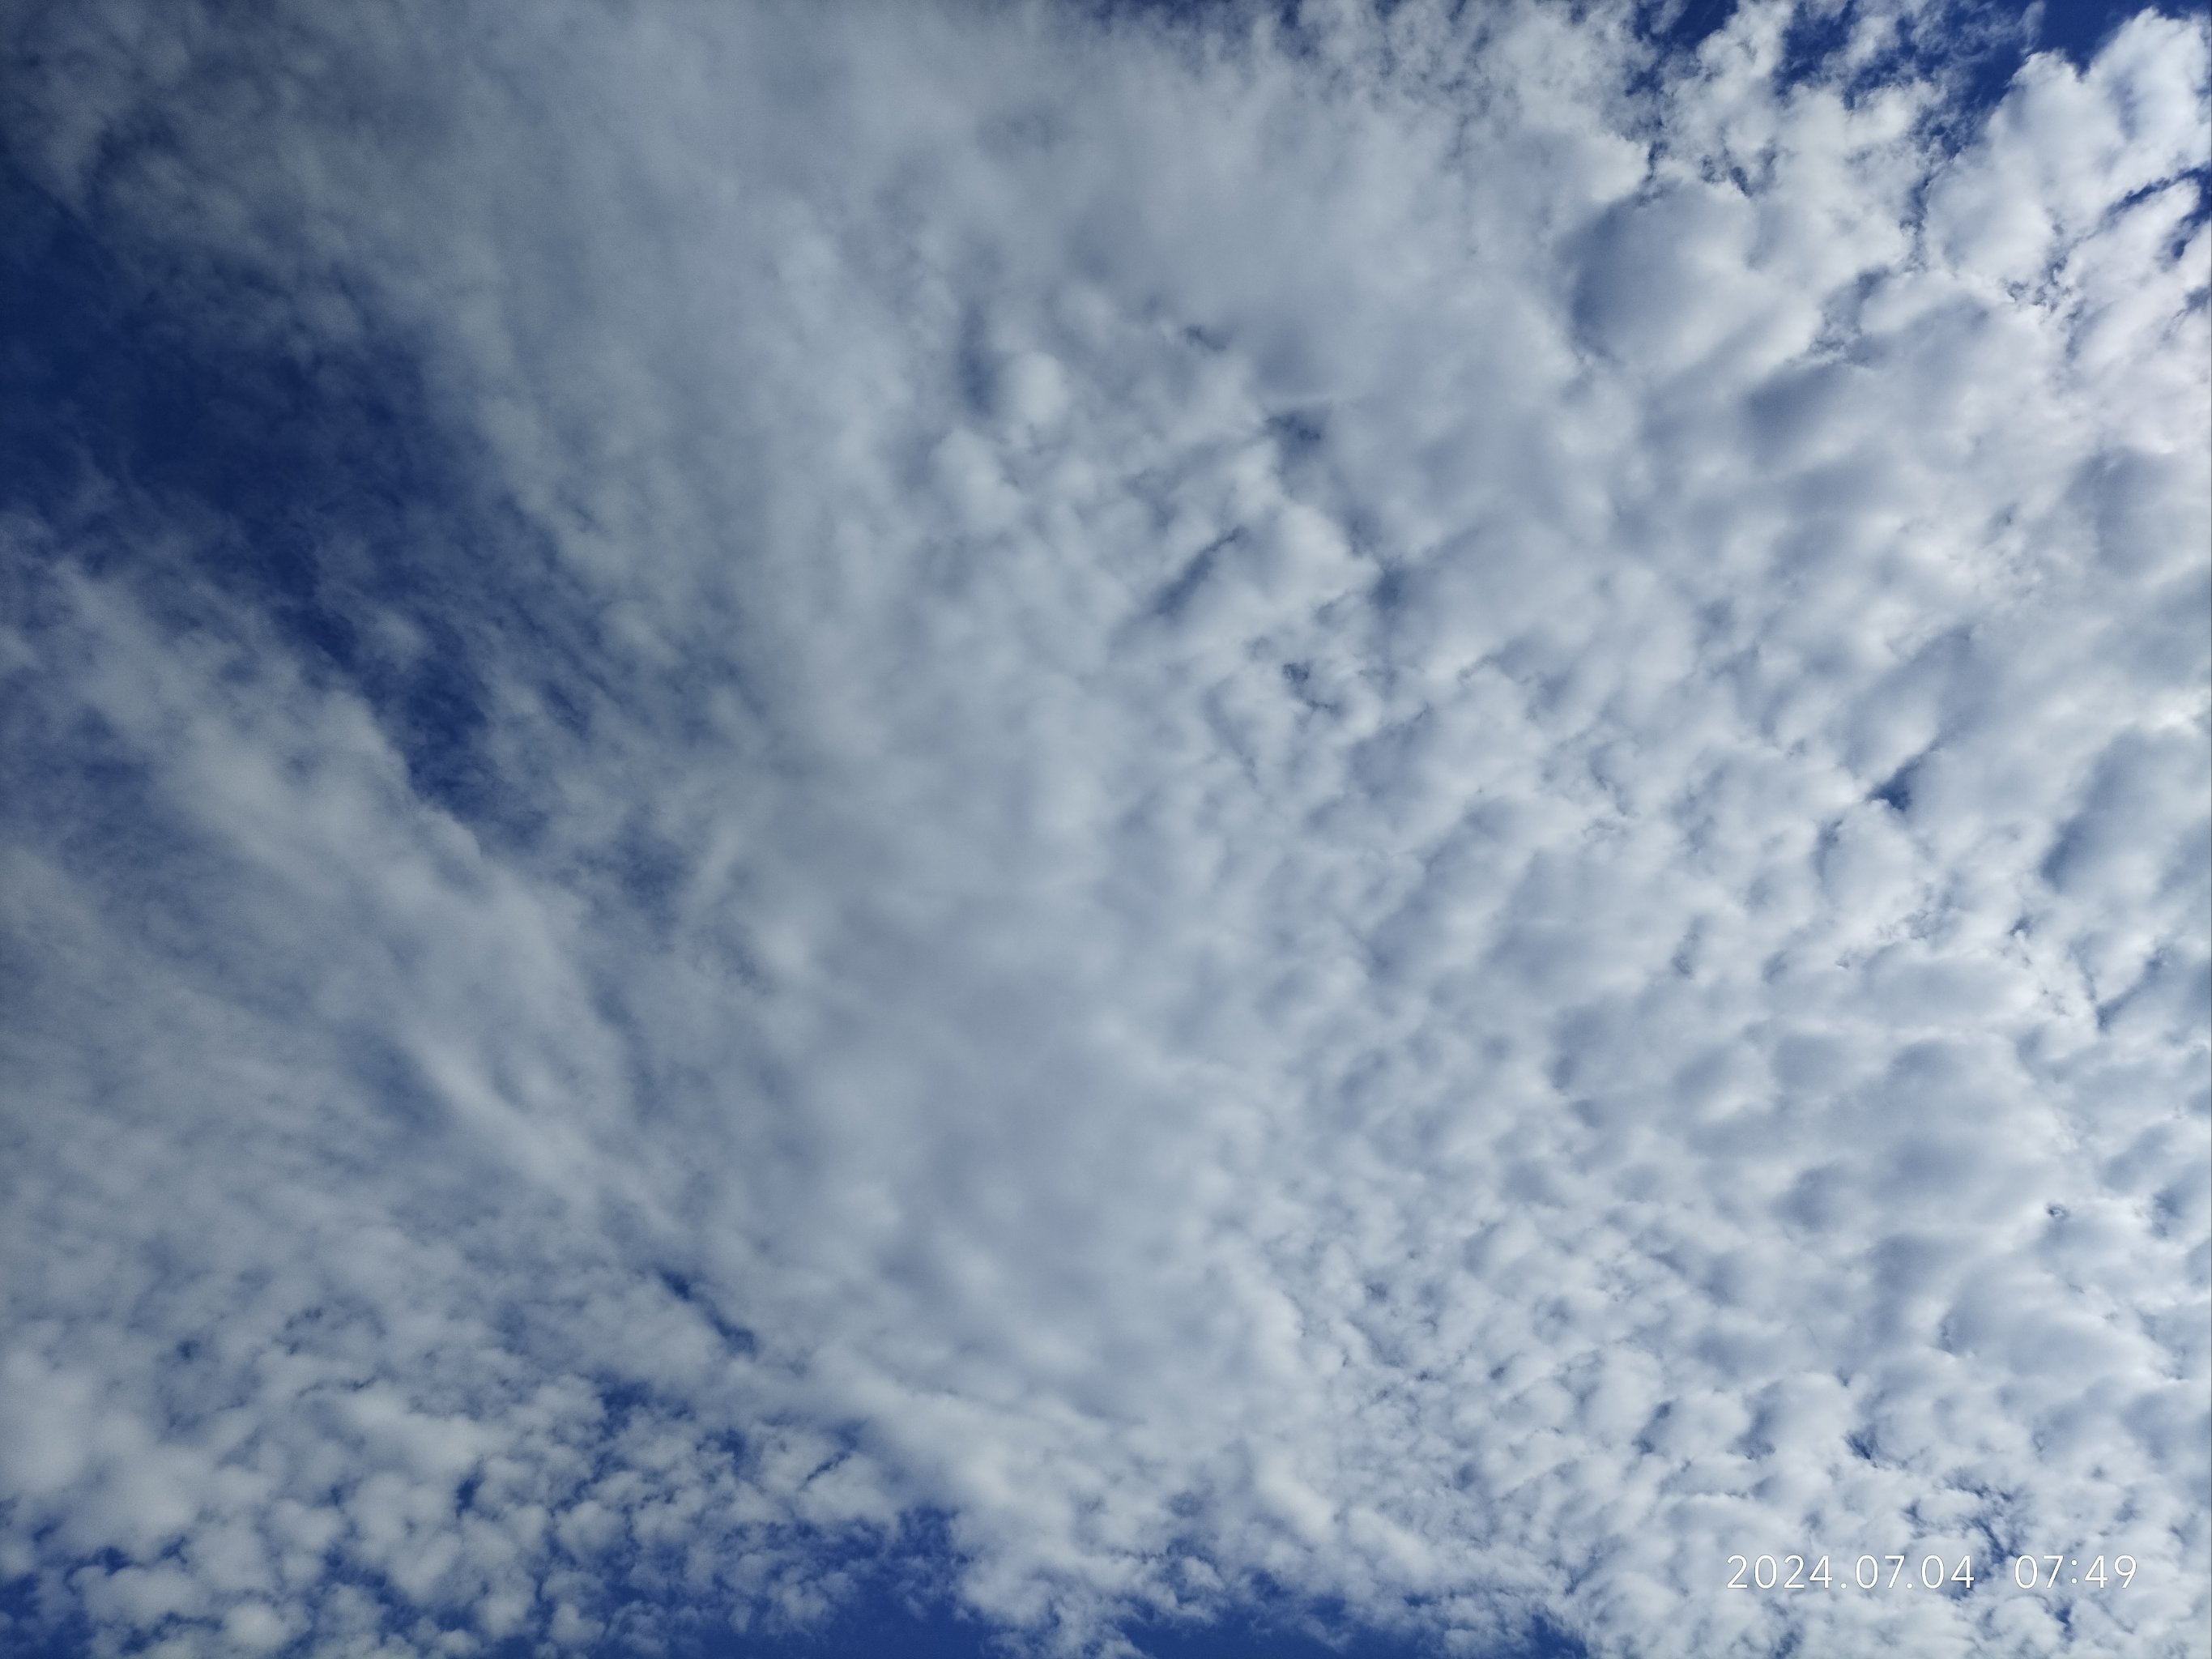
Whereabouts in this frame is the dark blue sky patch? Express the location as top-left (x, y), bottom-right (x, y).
top-left (2038, 0), bottom-right (2206, 68)
top-left (0, 676), bottom-right (168, 873)
top-left (1628, 0), bottom-right (2196, 148)
top-left (0, 165), bottom-right (450, 577)
top-left (1076, 0), bottom-right (1315, 39)
top-left (655, 1268), bottom-right (761, 1357)
top-left (2152, 165), bottom-right (2212, 258)
top-left (0, 1614), bottom-right (77, 1659)
top-left (1637, 0), bottom-right (1741, 58)
top-left (1770, 0), bottom-right (2030, 133)
top-left (5, 155), bottom-right (783, 875)
top-left (1800, 0), bottom-right (2205, 144)
top-left (0, 160), bottom-right (533, 834)
top-left (0, 1569), bottom-right (93, 1659)
top-left (1121, 1596), bottom-right (1592, 1659)
top-left (0, 602), bottom-right (296, 998)
top-left (1773, 0), bottom-right (1866, 93)
top-left (466, 1559), bottom-right (1592, 1659)
top-left (1642, 0), bottom-right (2201, 87)
top-left (1267, 407), bottom-right (1330, 461)
top-left (1150, 529), bottom-right (1243, 621)
top-left (498, 1507), bottom-right (981, 1659)
top-left (1869, 757), bottom-right (1919, 814)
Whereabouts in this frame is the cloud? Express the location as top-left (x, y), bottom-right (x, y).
top-left (2, 2), bottom-right (2207, 1656)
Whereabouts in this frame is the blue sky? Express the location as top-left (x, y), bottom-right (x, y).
top-left (2, 2), bottom-right (2207, 1657)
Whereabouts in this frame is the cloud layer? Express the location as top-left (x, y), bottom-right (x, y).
top-left (2, 2), bottom-right (2207, 1656)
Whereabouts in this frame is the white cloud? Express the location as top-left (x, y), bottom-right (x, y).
top-left (2, 2), bottom-right (2206, 1656)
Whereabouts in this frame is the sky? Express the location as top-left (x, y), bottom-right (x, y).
top-left (0, 2), bottom-right (2206, 1657)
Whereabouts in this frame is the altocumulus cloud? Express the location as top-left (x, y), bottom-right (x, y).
top-left (1, 2), bottom-right (2207, 1656)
